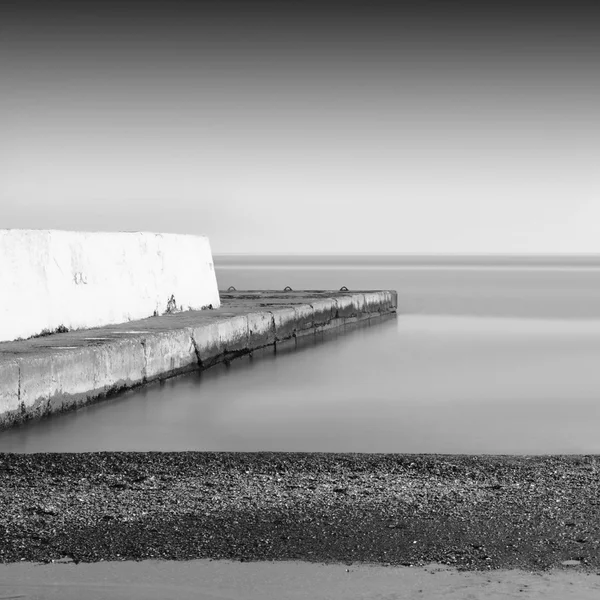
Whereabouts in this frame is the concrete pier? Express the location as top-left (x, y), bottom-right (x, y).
top-left (0, 290), bottom-right (397, 428)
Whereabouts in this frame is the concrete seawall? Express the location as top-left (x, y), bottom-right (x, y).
top-left (0, 230), bottom-right (220, 342)
top-left (0, 290), bottom-right (397, 429)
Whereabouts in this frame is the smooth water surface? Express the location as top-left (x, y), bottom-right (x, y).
top-left (2, 257), bottom-right (600, 454)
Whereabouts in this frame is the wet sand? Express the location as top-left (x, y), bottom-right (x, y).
top-left (1, 559), bottom-right (600, 599)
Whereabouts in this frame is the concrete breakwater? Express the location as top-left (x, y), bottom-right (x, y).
top-left (0, 290), bottom-right (397, 429)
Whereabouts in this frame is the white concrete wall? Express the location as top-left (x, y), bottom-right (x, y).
top-left (0, 230), bottom-right (220, 342)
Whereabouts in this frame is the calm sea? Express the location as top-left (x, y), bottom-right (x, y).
top-left (2, 255), bottom-right (600, 454)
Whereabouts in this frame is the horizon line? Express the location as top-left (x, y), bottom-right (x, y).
top-left (213, 252), bottom-right (600, 257)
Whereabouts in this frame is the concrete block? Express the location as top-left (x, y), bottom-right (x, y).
top-left (143, 330), bottom-right (197, 380)
top-left (271, 307), bottom-right (298, 341)
top-left (375, 291), bottom-right (390, 312)
top-left (217, 315), bottom-right (249, 353)
top-left (293, 304), bottom-right (314, 331)
top-left (363, 292), bottom-right (385, 313)
top-left (382, 290), bottom-right (396, 311)
top-left (17, 348), bottom-right (98, 412)
top-left (94, 338), bottom-right (147, 392)
top-left (311, 298), bottom-right (337, 326)
top-left (247, 312), bottom-right (275, 349)
top-left (14, 339), bottom-right (146, 418)
top-left (0, 361), bottom-right (20, 415)
top-left (334, 295), bottom-right (357, 318)
top-left (348, 293), bottom-right (367, 315)
top-left (188, 322), bottom-right (222, 366)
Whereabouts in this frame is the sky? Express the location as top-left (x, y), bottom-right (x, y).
top-left (1, 0), bottom-right (600, 254)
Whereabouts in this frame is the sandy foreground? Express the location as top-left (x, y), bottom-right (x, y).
top-left (2, 452), bottom-right (600, 598)
top-left (1, 559), bottom-right (600, 600)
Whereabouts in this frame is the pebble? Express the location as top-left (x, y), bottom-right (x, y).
top-left (0, 452), bottom-right (599, 571)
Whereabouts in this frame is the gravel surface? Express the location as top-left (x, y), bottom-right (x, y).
top-left (1, 452), bottom-right (600, 571)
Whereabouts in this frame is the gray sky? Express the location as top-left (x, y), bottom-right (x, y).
top-left (2, 1), bottom-right (600, 254)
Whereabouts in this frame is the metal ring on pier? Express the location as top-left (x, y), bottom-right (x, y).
top-left (284, 286), bottom-right (293, 291)
top-left (340, 286), bottom-right (349, 291)
top-left (227, 286), bottom-right (237, 291)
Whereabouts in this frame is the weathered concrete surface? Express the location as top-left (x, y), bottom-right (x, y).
top-left (0, 230), bottom-right (220, 342)
top-left (0, 290), bottom-right (397, 428)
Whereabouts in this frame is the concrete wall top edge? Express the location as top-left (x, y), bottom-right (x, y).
top-left (0, 229), bottom-right (210, 239)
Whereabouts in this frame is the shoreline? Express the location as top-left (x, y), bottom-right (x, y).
top-left (1, 452), bottom-right (599, 570)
